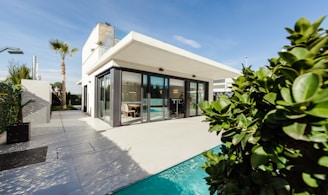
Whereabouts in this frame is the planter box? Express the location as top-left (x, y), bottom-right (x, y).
top-left (7, 123), bottom-right (30, 144)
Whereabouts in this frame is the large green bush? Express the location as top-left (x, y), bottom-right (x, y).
top-left (200, 17), bottom-right (328, 194)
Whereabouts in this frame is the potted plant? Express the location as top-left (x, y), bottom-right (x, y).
top-left (2, 63), bottom-right (34, 144)
top-left (6, 84), bottom-right (34, 144)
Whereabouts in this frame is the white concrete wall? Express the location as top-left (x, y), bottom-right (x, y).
top-left (82, 23), bottom-right (115, 66)
top-left (82, 23), bottom-right (116, 117)
top-left (21, 79), bottom-right (51, 124)
top-left (82, 24), bottom-right (99, 64)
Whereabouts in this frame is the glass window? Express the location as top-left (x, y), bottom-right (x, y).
top-left (197, 83), bottom-right (205, 115)
top-left (97, 73), bottom-right (110, 122)
top-left (121, 71), bottom-right (142, 124)
top-left (169, 78), bottom-right (185, 118)
top-left (188, 82), bottom-right (197, 116)
top-left (149, 75), bottom-right (166, 121)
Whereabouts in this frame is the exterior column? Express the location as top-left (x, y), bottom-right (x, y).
top-left (110, 68), bottom-right (121, 127)
top-left (185, 80), bottom-right (190, 118)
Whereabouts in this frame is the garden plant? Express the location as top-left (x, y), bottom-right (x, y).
top-left (0, 82), bottom-right (19, 134)
top-left (200, 16), bottom-right (328, 194)
top-left (0, 64), bottom-right (34, 143)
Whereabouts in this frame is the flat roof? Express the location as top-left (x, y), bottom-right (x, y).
top-left (86, 31), bottom-right (241, 79)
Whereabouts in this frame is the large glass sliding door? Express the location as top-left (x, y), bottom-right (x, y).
top-left (189, 82), bottom-right (197, 116)
top-left (141, 75), bottom-right (169, 122)
top-left (98, 73), bottom-right (110, 122)
top-left (169, 78), bottom-right (185, 118)
top-left (188, 81), bottom-right (206, 116)
top-left (119, 70), bottom-right (207, 125)
top-left (198, 83), bottom-right (206, 110)
top-left (149, 76), bottom-right (165, 121)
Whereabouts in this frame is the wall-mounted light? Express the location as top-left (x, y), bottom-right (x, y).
top-left (172, 89), bottom-right (179, 94)
top-left (88, 81), bottom-right (91, 83)
top-left (0, 47), bottom-right (24, 54)
top-left (192, 74), bottom-right (196, 78)
top-left (159, 67), bottom-right (164, 71)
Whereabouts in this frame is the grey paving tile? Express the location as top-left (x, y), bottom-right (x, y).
top-left (66, 132), bottom-right (100, 145)
top-left (60, 142), bottom-right (95, 157)
top-left (31, 126), bottom-right (64, 136)
top-left (0, 159), bottom-right (81, 195)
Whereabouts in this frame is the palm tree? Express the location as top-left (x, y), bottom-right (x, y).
top-left (6, 60), bottom-right (31, 85)
top-left (49, 39), bottom-right (78, 109)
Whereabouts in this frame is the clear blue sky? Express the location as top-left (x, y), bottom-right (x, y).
top-left (1, 0), bottom-right (328, 94)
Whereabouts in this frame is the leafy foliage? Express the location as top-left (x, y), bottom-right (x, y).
top-left (0, 82), bottom-right (21, 133)
top-left (200, 17), bottom-right (328, 194)
top-left (5, 60), bottom-right (31, 85)
top-left (52, 82), bottom-right (62, 91)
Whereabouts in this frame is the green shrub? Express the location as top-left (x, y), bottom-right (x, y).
top-left (0, 82), bottom-right (20, 133)
top-left (70, 94), bottom-right (81, 105)
top-left (200, 16), bottom-right (328, 195)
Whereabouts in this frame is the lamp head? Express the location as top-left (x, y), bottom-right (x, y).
top-left (8, 50), bottom-right (24, 54)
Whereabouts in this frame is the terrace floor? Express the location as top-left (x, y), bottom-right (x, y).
top-left (0, 110), bottom-right (220, 194)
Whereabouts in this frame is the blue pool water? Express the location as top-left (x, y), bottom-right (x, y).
top-left (113, 145), bottom-right (221, 195)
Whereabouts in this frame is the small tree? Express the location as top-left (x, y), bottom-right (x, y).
top-left (200, 17), bottom-right (328, 194)
top-left (52, 81), bottom-right (62, 91)
top-left (51, 81), bottom-right (63, 105)
top-left (49, 39), bottom-right (78, 109)
top-left (5, 60), bottom-right (31, 84)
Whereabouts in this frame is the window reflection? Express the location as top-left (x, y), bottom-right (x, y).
top-left (169, 78), bottom-right (185, 118)
top-left (189, 82), bottom-right (197, 116)
top-left (121, 71), bottom-right (142, 124)
top-left (97, 73), bottom-right (110, 122)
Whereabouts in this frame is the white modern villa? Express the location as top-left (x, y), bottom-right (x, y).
top-left (81, 23), bottom-right (240, 127)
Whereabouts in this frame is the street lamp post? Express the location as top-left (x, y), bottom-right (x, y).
top-left (0, 47), bottom-right (24, 54)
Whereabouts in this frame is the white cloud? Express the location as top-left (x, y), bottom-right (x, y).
top-left (173, 35), bottom-right (201, 48)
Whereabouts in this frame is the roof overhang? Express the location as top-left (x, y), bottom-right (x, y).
top-left (76, 79), bottom-right (82, 85)
top-left (86, 32), bottom-right (241, 80)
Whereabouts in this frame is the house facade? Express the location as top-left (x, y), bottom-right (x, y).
top-left (81, 23), bottom-right (240, 127)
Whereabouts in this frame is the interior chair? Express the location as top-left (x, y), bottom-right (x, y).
top-left (121, 103), bottom-right (135, 117)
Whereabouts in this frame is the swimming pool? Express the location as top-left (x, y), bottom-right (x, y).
top-left (112, 145), bottom-right (221, 195)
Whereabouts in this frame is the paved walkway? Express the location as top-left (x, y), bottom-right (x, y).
top-left (0, 110), bottom-right (220, 195)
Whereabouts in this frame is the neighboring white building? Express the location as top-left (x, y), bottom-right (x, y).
top-left (213, 78), bottom-right (234, 99)
top-left (81, 23), bottom-right (240, 127)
